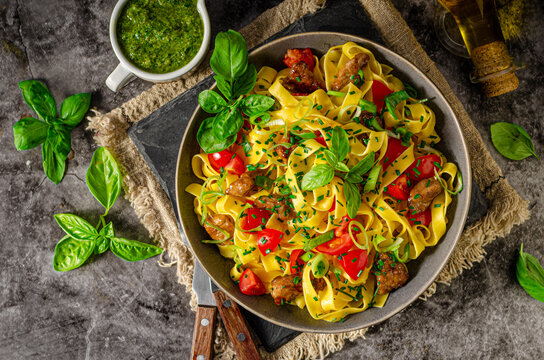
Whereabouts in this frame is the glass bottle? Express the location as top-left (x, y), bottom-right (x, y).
top-left (438, 0), bottom-right (520, 97)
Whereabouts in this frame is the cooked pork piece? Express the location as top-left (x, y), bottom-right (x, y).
top-left (331, 53), bottom-right (370, 91)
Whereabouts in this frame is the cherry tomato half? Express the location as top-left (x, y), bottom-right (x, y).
top-left (382, 136), bottom-right (408, 169)
top-left (407, 207), bottom-right (432, 226)
top-left (283, 48), bottom-right (315, 71)
top-left (208, 150), bottom-right (233, 171)
top-left (339, 249), bottom-right (368, 280)
top-left (334, 215), bottom-right (352, 237)
top-left (241, 207), bottom-right (271, 232)
top-left (256, 228), bottom-right (285, 256)
top-left (316, 233), bottom-right (353, 256)
top-left (224, 154), bottom-right (246, 175)
top-left (385, 174), bottom-right (410, 200)
top-left (371, 80), bottom-right (394, 113)
top-left (289, 249), bottom-right (306, 275)
top-left (405, 154), bottom-right (441, 181)
top-left (239, 268), bottom-right (266, 296)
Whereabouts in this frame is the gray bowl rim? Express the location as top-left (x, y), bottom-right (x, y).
top-left (175, 31), bottom-right (472, 333)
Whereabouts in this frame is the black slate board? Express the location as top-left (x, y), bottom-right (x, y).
top-left (128, 0), bottom-right (488, 352)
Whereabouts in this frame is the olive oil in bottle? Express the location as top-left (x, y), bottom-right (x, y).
top-left (438, 0), bottom-right (519, 97)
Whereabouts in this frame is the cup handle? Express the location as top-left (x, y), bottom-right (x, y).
top-left (106, 63), bottom-right (136, 92)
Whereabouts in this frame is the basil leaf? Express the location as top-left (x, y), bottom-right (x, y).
top-left (13, 117), bottom-right (49, 150)
top-left (58, 93), bottom-right (91, 128)
top-left (335, 162), bottom-right (350, 172)
top-left (490, 122), bottom-right (539, 160)
top-left (384, 90), bottom-right (409, 120)
top-left (363, 164), bottom-right (382, 193)
top-left (240, 133), bottom-right (252, 156)
top-left (330, 126), bottom-right (350, 162)
top-left (210, 30), bottom-right (248, 82)
top-left (53, 235), bottom-right (95, 272)
top-left (344, 181), bottom-right (361, 219)
top-left (198, 90), bottom-right (228, 113)
top-left (18, 80), bottom-right (57, 122)
top-left (42, 137), bottom-right (66, 184)
top-left (303, 230), bottom-right (335, 252)
top-left (95, 222), bottom-right (114, 254)
top-left (213, 108), bottom-right (243, 140)
top-left (516, 244), bottom-right (544, 302)
top-left (255, 175), bottom-right (273, 190)
top-left (197, 117), bottom-right (237, 153)
top-left (297, 132), bottom-right (317, 140)
top-left (348, 151), bottom-right (375, 177)
top-left (94, 236), bottom-right (109, 255)
top-left (214, 75), bottom-right (233, 101)
top-left (323, 149), bottom-right (338, 167)
top-left (249, 112), bottom-right (271, 126)
top-left (110, 237), bottom-right (162, 261)
top-left (344, 172), bottom-right (363, 184)
top-left (86, 147), bottom-right (122, 212)
top-left (301, 164), bottom-right (334, 190)
top-left (232, 64), bottom-right (257, 97)
top-left (50, 124), bottom-right (72, 159)
top-left (240, 94), bottom-right (275, 116)
top-left (54, 213), bottom-right (99, 241)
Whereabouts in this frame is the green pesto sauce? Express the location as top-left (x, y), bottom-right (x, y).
top-left (117, 0), bottom-right (203, 74)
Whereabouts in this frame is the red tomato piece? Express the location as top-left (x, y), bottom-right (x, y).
top-left (241, 207), bottom-right (270, 232)
top-left (407, 207), bottom-right (432, 226)
top-left (316, 233), bottom-right (353, 256)
top-left (405, 154), bottom-right (441, 181)
top-left (339, 249), bottom-right (368, 280)
top-left (289, 249), bottom-right (305, 275)
top-left (239, 268), bottom-right (266, 296)
top-left (256, 228), bottom-right (285, 256)
top-left (328, 196), bottom-right (336, 212)
top-left (224, 154), bottom-right (246, 175)
top-left (385, 174), bottom-right (410, 200)
top-left (371, 80), bottom-right (393, 112)
top-left (333, 215), bottom-right (352, 237)
top-left (208, 150), bottom-right (233, 171)
top-left (382, 137), bottom-right (408, 169)
top-left (283, 48), bottom-right (315, 71)
top-left (314, 131), bottom-right (327, 147)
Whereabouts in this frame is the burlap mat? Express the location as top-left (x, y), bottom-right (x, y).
top-left (87, 0), bottom-right (530, 358)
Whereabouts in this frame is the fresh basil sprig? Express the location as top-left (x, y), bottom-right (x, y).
top-left (52, 147), bottom-right (162, 271)
top-left (197, 30), bottom-right (275, 153)
top-left (490, 122), bottom-right (539, 160)
top-left (300, 126), bottom-right (376, 218)
top-left (516, 244), bottom-right (544, 303)
top-left (13, 80), bottom-right (91, 184)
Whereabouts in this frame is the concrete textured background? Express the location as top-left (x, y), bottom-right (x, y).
top-left (0, 0), bottom-right (543, 359)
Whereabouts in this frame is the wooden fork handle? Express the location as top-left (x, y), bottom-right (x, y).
top-left (213, 290), bottom-right (262, 360)
top-left (191, 305), bottom-right (217, 360)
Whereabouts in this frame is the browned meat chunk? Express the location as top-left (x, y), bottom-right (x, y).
top-left (408, 177), bottom-right (442, 214)
top-left (271, 275), bottom-right (302, 305)
top-left (281, 61), bottom-right (323, 94)
top-left (225, 170), bottom-right (269, 197)
top-left (331, 53), bottom-right (370, 91)
top-left (226, 172), bottom-right (254, 197)
top-left (270, 275), bottom-right (326, 305)
top-left (374, 252), bottom-right (409, 295)
top-left (204, 214), bottom-right (235, 241)
top-left (254, 195), bottom-right (295, 221)
top-left (275, 136), bottom-right (297, 160)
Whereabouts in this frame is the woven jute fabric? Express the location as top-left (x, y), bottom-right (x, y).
top-left (87, 0), bottom-right (530, 358)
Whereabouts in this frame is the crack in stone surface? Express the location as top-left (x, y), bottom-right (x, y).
top-left (15, 0), bottom-right (33, 78)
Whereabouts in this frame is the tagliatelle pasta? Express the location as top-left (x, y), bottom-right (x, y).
top-left (187, 42), bottom-right (462, 322)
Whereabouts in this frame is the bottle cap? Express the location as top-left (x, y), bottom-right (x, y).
top-left (470, 41), bottom-right (519, 97)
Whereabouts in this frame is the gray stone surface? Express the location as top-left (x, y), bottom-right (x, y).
top-left (0, 0), bottom-right (542, 359)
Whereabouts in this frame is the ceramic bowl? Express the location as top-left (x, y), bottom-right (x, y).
top-left (176, 32), bottom-right (471, 332)
top-left (106, 0), bottom-right (211, 92)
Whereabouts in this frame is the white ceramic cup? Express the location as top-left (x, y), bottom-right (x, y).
top-left (106, 0), bottom-right (211, 92)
